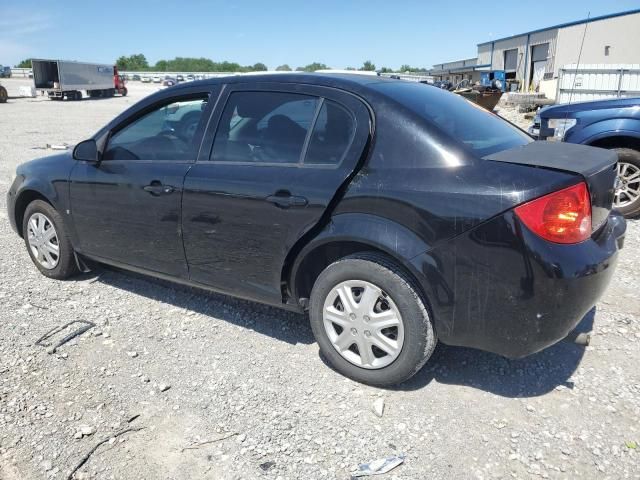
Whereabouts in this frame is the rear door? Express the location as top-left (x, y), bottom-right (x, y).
top-left (182, 83), bottom-right (371, 304)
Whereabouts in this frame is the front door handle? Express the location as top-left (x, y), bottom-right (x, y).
top-left (143, 182), bottom-right (175, 196)
top-left (266, 192), bottom-right (308, 208)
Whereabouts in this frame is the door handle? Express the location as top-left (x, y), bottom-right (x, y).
top-left (266, 193), bottom-right (308, 208)
top-left (143, 183), bottom-right (175, 196)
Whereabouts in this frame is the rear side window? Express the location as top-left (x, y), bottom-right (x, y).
top-left (211, 91), bottom-right (318, 164)
top-left (305, 100), bottom-right (355, 165)
top-left (371, 82), bottom-right (531, 157)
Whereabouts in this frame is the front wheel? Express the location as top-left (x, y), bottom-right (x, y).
top-left (0, 86), bottom-right (7, 103)
top-left (309, 252), bottom-right (437, 387)
top-left (22, 200), bottom-right (79, 279)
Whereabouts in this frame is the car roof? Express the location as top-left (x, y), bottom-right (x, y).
top-left (170, 72), bottom-right (400, 93)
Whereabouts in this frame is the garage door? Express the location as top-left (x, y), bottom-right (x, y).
top-left (504, 49), bottom-right (518, 72)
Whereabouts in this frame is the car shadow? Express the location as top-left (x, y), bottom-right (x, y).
top-left (86, 266), bottom-right (593, 397)
top-left (390, 308), bottom-right (595, 397)
top-left (316, 308), bottom-right (595, 397)
top-left (85, 266), bottom-right (313, 346)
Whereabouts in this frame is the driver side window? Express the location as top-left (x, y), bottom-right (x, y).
top-left (104, 96), bottom-right (208, 161)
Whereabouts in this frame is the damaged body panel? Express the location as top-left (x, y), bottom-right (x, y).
top-left (7, 73), bottom-right (626, 384)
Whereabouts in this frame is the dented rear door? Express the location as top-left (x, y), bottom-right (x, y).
top-left (181, 83), bottom-right (371, 305)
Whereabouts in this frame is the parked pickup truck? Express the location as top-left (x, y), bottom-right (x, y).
top-left (529, 97), bottom-right (640, 217)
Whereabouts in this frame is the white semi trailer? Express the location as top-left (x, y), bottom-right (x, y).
top-left (32, 59), bottom-right (127, 101)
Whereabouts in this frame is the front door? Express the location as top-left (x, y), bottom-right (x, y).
top-left (69, 92), bottom-right (212, 277)
top-left (182, 84), bottom-right (371, 304)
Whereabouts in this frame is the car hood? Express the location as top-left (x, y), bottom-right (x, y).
top-left (540, 97), bottom-right (640, 117)
top-left (16, 151), bottom-right (74, 176)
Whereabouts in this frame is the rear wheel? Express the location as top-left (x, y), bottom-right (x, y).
top-left (22, 200), bottom-right (79, 279)
top-left (309, 252), bottom-right (436, 386)
top-left (612, 148), bottom-right (640, 217)
top-left (0, 85), bottom-right (7, 103)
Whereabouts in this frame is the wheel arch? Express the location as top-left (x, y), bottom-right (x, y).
top-left (573, 118), bottom-right (640, 147)
top-left (285, 213), bottom-right (432, 307)
top-left (585, 134), bottom-right (640, 151)
top-left (13, 189), bottom-right (55, 238)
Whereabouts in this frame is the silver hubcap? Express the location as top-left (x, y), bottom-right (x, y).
top-left (323, 280), bottom-right (404, 369)
top-left (27, 213), bottom-right (59, 269)
top-left (615, 161), bottom-right (640, 208)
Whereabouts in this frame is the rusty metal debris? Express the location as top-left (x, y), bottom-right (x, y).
top-left (35, 320), bottom-right (95, 354)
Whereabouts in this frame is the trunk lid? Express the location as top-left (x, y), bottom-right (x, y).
top-left (484, 141), bottom-right (617, 230)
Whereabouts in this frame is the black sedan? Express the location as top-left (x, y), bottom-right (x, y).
top-left (7, 74), bottom-right (626, 386)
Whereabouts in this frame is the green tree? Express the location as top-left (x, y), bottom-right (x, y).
top-left (379, 66), bottom-right (394, 73)
top-left (216, 61), bottom-right (242, 72)
top-left (154, 60), bottom-right (169, 71)
top-left (15, 59), bottom-right (32, 68)
top-left (116, 54), bottom-right (149, 71)
top-left (398, 64), bottom-right (426, 73)
top-left (251, 62), bottom-right (268, 71)
top-left (275, 64), bottom-right (292, 71)
top-left (360, 60), bottom-right (376, 71)
top-left (298, 62), bottom-right (328, 72)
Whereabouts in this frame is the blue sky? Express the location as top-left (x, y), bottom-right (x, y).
top-left (1, 0), bottom-right (638, 69)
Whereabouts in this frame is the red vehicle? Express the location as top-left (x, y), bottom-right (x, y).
top-left (113, 67), bottom-right (127, 97)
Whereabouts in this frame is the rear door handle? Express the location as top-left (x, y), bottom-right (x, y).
top-left (266, 193), bottom-right (308, 208)
top-left (143, 182), bottom-right (175, 196)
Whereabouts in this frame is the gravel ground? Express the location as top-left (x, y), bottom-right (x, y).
top-left (0, 77), bottom-right (639, 480)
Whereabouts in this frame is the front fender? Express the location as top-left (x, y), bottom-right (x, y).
top-left (8, 153), bottom-right (75, 236)
top-left (15, 177), bottom-right (64, 209)
top-left (568, 118), bottom-right (640, 145)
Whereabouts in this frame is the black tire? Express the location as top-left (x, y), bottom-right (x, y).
top-left (309, 252), bottom-right (437, 386)
top-left (0, 86), bottom-right (7, 103)
top-left (22, 200), bottom-right (80, 280)
top-left (121, 87), bottom-right (128, 97)
top-left (612, 148), bottom-right (640, 217)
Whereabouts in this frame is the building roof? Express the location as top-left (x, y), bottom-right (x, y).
top-left (477, 8), bottom-right (640, 46)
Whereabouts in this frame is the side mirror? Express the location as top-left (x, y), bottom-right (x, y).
top-left (73, 139), bottom-right (99, 162)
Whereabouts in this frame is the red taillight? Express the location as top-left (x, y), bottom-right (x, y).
top-left (515, 182), bottom-right (592, 244)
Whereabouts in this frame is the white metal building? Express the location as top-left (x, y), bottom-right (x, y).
top-left (475, 9), bottom-right (640, 95)
top-left (427, 58), bottom-right (488, 84)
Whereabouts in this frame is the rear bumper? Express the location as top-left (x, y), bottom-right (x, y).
top-left (410, 210), bottom-right (625, 358)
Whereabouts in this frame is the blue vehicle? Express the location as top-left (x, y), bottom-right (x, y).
top-left (529, 97), bottom-right (640, 217)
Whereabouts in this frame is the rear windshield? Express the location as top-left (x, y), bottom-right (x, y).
top-left (371, 82), bottom-right (532, 157)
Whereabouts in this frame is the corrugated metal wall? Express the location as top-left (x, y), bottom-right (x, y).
top-left (557, 64), bottom-right (640, 102)
top-left (478, 29), bottom-right (558, 90)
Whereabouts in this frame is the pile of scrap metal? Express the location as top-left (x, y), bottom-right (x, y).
top-left (452, 79), bottom-right (503, 111)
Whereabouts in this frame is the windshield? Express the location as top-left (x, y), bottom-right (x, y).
top-left (371, 82), bottom-right (532, 157)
